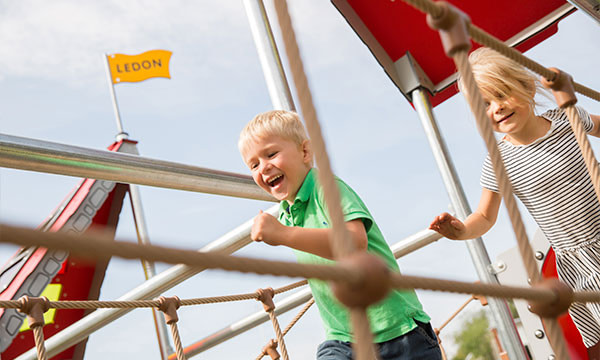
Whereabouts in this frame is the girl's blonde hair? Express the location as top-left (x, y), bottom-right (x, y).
top-left (460, 47), bottom-right (544, 110)
top-left (238, 110), bottom-right (309, 155)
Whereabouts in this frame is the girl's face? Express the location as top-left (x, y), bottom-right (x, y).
top-left (485, 95), bottom-right (534, 135)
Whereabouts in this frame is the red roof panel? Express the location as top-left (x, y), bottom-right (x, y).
top-left (334, 0), bottom-right (574, 106)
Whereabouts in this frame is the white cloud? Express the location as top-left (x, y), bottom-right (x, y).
top-left (0, 1), bottom-right (245, 84)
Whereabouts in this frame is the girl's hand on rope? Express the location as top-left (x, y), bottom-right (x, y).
top-left (429, 212), bottom-right (466, 240)
top-left (251, 210), bottom-right (287, 246)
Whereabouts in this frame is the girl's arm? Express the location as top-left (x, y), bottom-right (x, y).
top-left (429, 188), bottom-right (502, 240)
top-left (251, 212), bottom-right (368, 260)
top-left (588, 114), bottom-right (600, 138)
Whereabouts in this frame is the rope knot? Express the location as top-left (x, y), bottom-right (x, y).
top-left (332, 252), bottom-right (391, 308)
top-left (17, 296), bottom-right (50, 328)
top-left (157, 296), bottom-right (181, 324)
top-left (528, 278), bottom-right (573, 318)
top-left (425, 1), bottom-right (471, 57)
top-left (541, 67), bottom-right (577, 108)
top-left (262, 339), bottom-right (280, 360)
top-left (256, 287), bottom-right (276, 312)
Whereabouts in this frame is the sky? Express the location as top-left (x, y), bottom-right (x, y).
top-left (0, 1), bottom-right (599, 359)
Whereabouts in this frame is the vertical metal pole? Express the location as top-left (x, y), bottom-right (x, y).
top-left (243, 0), bottom-right (295, 111)
top-left (411, 88), bottom-right (528, 360)
top-left (129, 185), bottom-right (175, 360)
top-left (103, 54), bottom-right (173, 358)
top-left (103, 54), bottom-right (128, 140)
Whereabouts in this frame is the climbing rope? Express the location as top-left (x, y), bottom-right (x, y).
top-left (273, 0), bottom-right (376, 358)
top-left (1, 222), bottom-right (599, 358)
top-left (257, 287), bottom-right (290, 360)
top-left (3, 2), bottom-right (598, 360)
top-left (256, 298), bottom-right (315, 360)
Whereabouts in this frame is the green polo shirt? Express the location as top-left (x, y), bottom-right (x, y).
top-left (278, 169), bottom-right (430, 343)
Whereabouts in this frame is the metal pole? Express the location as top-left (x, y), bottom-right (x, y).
top-left (243, 0), bottom-right (295, 111)
top-left (104, 73), bottom-right (174, 358)
top-left (14, 205), bottom-right (280, 360)
top-left (181, 226), bottom-right (443, 358)
top-left (103, 54), bottom-right (128, 140)
top-left (411, 88), bottom-right (528, 360)
top-left (129, 184), bottom-right (174, 360)
top-left (0, 133), bottom-right (274, 202)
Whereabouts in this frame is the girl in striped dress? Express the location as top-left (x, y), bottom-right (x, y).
top-left (429, 47), bottom-right (600, 359)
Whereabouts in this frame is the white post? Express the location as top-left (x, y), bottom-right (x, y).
top-left (103, 54), bottom-right (128, 140)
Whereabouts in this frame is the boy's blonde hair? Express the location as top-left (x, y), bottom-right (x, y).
top-left (460, 47), bottom-right (544, 110)
top-left (238, 110), bottom-right (309, 155)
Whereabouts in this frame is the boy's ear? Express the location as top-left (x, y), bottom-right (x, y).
top-left (301, 139), bottom-right (312, 164)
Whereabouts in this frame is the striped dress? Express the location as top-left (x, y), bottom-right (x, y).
top-left (481, 106), bottom-right (600, 348)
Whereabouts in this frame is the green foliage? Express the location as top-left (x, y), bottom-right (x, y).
top-left (507, 300), bottom-right (519, 319)
top-left (452, 310), bottom-right (495, 360)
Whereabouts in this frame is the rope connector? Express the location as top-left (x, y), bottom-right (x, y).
top-left (262, 339), bottom-right (281, 360)
top-left (17, 296), bottom-right (50, 328)
top-left (426, 1), bottom-right (471, 57)
top-left (332, 252), bottom-right (391, 308)
top-left (541, 67), bottom-right (578, 108)
top-left (157, 296), bottom-right (181, 324)
top-left (256, 287), bottom-right (276, 312)
top-left (528, 278), bottom-right (573, 318)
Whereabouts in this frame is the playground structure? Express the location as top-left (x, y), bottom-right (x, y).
top-left (0, 1), bottom-right (600, 359)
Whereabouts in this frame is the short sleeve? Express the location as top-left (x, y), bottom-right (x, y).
top-left (319, 179), bottom-right (374, 232)
top-left (480, 155), bottom-right (500, 193)
top-left (576, 106), bottom-right (594, 133)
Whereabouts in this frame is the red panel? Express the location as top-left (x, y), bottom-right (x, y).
top-left (1, 140), bottom-right (131, 360)
top-left (342, 0), bottom-right (570, 106)
top-left (541, 248), bottom-right (588, 360)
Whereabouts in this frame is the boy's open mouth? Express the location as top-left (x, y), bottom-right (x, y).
top-left (267, 174), bottom-right (283, 187)
top-left (497, 112), bottom-right (514, 124)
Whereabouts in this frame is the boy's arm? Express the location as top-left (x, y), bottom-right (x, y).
top-left (588, 114), bottom-right (600, 137)
top-left (251, 211), bottom-right (367, 260)
top-left (429, 188), bottom-right (501, 240)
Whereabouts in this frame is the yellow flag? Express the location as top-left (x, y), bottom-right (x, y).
top-left (107, 50), bottom-right (172, 84)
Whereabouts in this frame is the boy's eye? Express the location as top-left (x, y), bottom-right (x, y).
top-left (250, 163), bottom-right (258, 170)
top-left (268, 151), bottom-right (278, 158)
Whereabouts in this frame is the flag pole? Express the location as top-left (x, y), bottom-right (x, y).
top-left (103, 53), bottom-right (174, 359)
top-left (103, 54), bottom-right (128, 140)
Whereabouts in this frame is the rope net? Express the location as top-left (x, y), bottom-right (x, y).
top-left (1, 1), bottom-right (599, 359)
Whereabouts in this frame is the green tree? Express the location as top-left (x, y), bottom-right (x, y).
top-left (452, 310), bottom-right (495, 360)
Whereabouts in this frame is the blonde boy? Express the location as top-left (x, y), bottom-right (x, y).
top-left (240, 110), bottom-right (441, 360)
